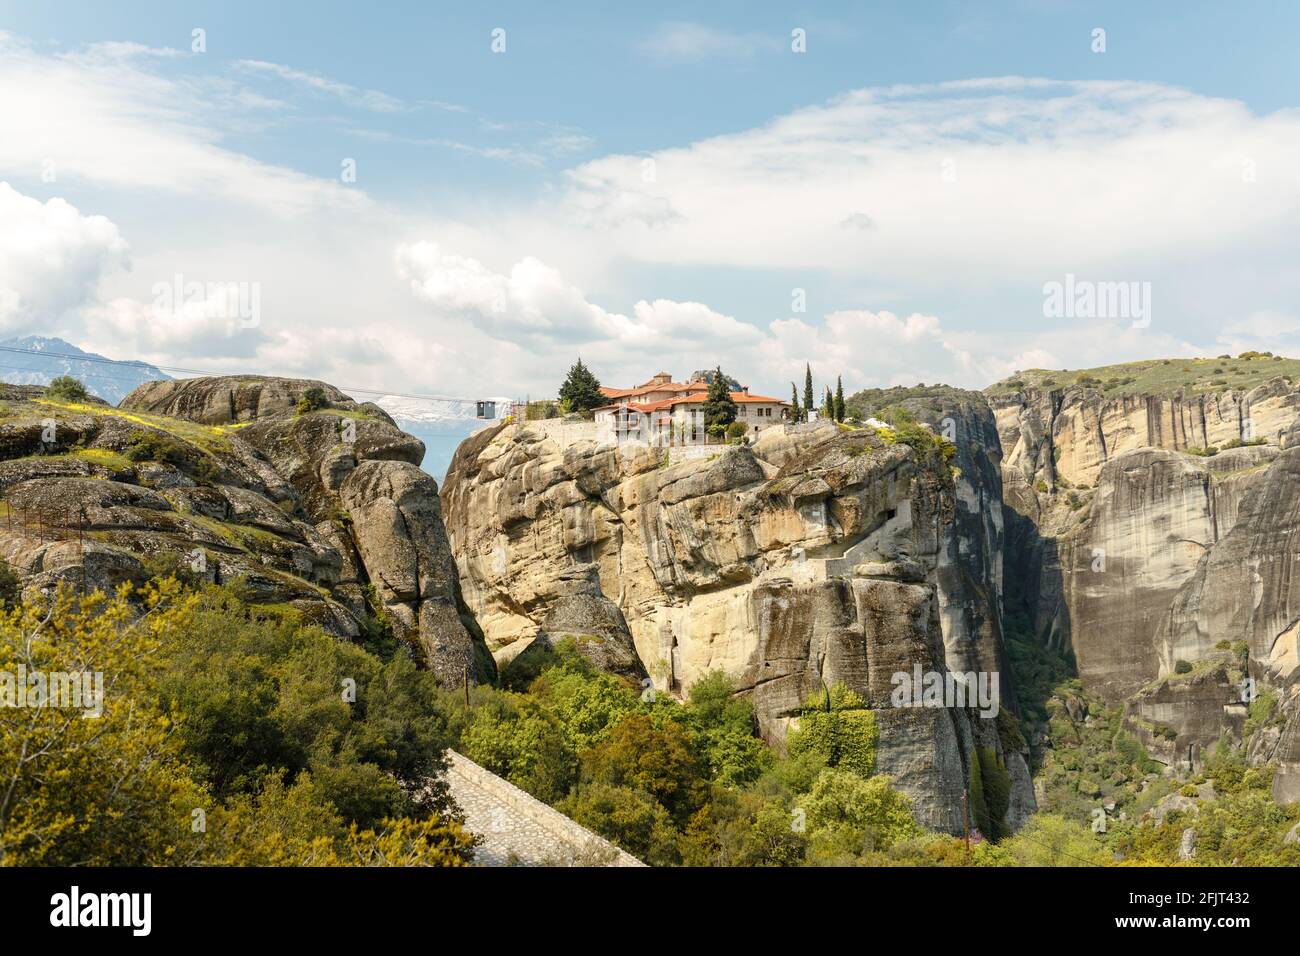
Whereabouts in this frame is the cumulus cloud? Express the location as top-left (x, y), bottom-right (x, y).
top-left (396, 244), bottom-right (1006, 391)
top-left (0, 182), bottom-right (129, 335)
top-left (395, 242), bottom-right (763, 360)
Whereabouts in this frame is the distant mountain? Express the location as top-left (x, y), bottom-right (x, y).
top-left (0, 336), bottom-right (171, 405)
top-left (373, 394), bottom-right (512, 482)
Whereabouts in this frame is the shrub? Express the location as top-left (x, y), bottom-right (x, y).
top-left (1174, 659), bottom-right (1193, 674)
top-left (296, 386), bottom-right (330, 414)
top-left (0, 557), bottom-right (20, 609)
top-left (44, 376), bottom-right (88, 402)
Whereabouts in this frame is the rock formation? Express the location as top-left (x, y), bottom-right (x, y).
top-left (991, 372), bottom-right (1300, 800)
top-left (441, 414), bottom-right (1035, 833)
top-left (0, 376), bottom-right (494, 687)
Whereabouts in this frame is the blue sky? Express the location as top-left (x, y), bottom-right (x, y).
top-left (2, 1), bottom-right (1300, 403)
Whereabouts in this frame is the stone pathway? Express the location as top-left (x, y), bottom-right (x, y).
top-left (444, 751), bottom-right (644, 867)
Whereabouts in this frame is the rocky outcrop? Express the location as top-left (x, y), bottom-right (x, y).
top-left (532, 564), bottom-right (646, 680)
top-left (848, 388), bottom-right (1012, 703)
top-left (0, 375), bottom-right (493, 687)
top-left (994, 377), bottom-right (1300, 490)
top-left (441, 417), bottom-right (1034, 833)
top-left (992, 375), bottom-right (1300, 798)
top-left (339, 459), bottom-right (490, 684)
top-left (121, 375), bottom-right (353, 425)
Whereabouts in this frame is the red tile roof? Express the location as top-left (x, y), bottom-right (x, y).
top-left (672, 391), bottom-right (787, 404)
top-left (596, 391), bottom-right (786, 413)
top-left (599, 381), bottom-right (707, 400)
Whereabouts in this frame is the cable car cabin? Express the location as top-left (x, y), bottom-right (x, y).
top-left (475, 400), bottom-right (496, 419)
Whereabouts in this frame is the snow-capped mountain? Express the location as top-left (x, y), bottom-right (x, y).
top-left (0, 336), bottom-right (171, 404)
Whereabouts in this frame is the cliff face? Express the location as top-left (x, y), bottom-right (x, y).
top-left (0, 376), bottom-right (494, 686)
top-left (992, 376), bottom-right (1300, 799)
top-left (441, 415), bottom-right (1034, 833)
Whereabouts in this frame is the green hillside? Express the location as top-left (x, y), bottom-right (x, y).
top-left (985, 351), bottom-right (1300, 399)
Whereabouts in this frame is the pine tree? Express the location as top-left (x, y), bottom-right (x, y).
top-left (703, 365), bottom-right (738, 436)
top-left (803, 364), bottom-right (814, 418)
top-left (835, 376), bottom-right (846, 422)
top-left (790, 383), bottom-right (801, 422)
top-left (558, 358), bottom-right (604, 414)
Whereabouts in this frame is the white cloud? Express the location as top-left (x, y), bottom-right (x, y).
top-left (5, 35), bottom-right (1299, 404)
top-left (235, 59), bottom-right (411, 113)
top-left (638, 22), bottom-right (778, 60)
top-left (395, 241), bottom-right (762, 353)
top-left (557, 78), bottom-right (1300, 285)
top-left (0, 35), bottom-right (366, 216)
top-left (0, 182), bottom-right (128, 335)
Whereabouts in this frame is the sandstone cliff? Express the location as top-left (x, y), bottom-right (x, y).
top-left (0, 376), bottom-right (494, 687)
top-left (441, 416), bottom-right (1035, 833)
top-left (990, 365), bottom-right (1300, 800)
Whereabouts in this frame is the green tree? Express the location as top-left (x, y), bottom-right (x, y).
top-left (461, 693), bottom-right (577, 803)
top-left (0, 580), bottom-right (476, 867)
top-left (834, 376), bottom-right (846, 422)
top-left (790, 383), bottom-right (801, 422)
top-left (702, 365), bottom-right (738, 436)
top-left (803, 364), bottom-right (814, 417)
top-left (786, 685), bottom-right (878, 778)
top-left (580, 714), bottom-right (708, 827)
top-left (982, 814), bottom-right (1109, 866)
top-left (558, 782), bottom-right (681, 866)
top-left (44, 375), bottom-right (88, 402)
top-left (154, 585), bottom-right (456, 827)
top-left (558, 358), bottom-right (605, 414)
top-left (0, 581), bottom-right (209, 865)
top-left (797, 769), bottom-right (922, 858)
top-left (968, 746), bottom-right (1011, 841)
top-left (296, 385), bottom-right (329, 413)
top-left (528, 647), bottom-right (639, 750)
top-left (679, 672), bottom-right (771, 786)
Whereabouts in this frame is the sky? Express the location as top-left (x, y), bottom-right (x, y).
top-left (2, 0), bottom-right (1300, 404)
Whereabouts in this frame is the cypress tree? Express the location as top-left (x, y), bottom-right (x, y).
top-left (703, 365), bottom-right (738, 436)
top-left (790, 382), bottom-right (801, 422)
top-left (835, 376), bottom-right (846, 422)
top-left (803, 364), bottom-right (814, 418)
